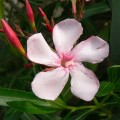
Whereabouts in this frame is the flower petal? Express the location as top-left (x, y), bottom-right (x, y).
top-left (71, 36), bottom-right (109, 64)
top-left (32, 67), bottom-right (69, 100)
top-left (53, 19), bottom-right (83, 56)
top-left (70, 63), bottom-right (99, 101)
top-left (27, 33), bottom-right (60, 67)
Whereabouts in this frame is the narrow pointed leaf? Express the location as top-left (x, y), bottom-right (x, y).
top-left (83, 2), bottom-right (110, 19)
top-left (0, 87), bottom-right (66, 111)
top-left (7, 101), bottom-right (58, 114)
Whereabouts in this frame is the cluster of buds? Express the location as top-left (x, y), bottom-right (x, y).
top-left (26, 0), bottom-right (53, 32)
top-left (0, 0), bottom-right (55, 68)
top-left (0, 0), bottom-right (54, 57)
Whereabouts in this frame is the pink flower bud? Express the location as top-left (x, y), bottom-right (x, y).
top-left (1, 19), bottom-right (26, 56)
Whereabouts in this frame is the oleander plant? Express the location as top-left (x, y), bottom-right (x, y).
top-left (0, 0), bottom-right (120, 120)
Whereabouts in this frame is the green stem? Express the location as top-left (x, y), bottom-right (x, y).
top-left (66, 105), bottom-right (96, 111)
top-left (33, 64), bottom-right (37, 75)
top-left (111, 92), bottom-right (120, 100)
top-left (103, 102), bottom-right (118, 106)
top-left (0, 0), bottom-right (4, 27)
top-left (101, 94), bottom-right (111, 104)
top-left (93, 97), bottom-right (100, 105)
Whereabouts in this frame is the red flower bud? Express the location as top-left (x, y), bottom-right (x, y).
top-left (38, 7), bottom-right (50, 24)
top-left (25, 0), bottom-right (34, 23)
top-left (25, 0), bottom-right (37, 32)
top-left (46, 24), bottom-right (53, 32)
top-left (42, 23), bottom-right (53, 32)
top-left (1, 19), bottom-right (26, 56)
top-left (38, 7), bottom-right (46, 18)
top-left (39, 7), bottom-right (53, 32)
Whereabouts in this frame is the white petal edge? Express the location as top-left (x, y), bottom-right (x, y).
top-left (70, 63), bottom-right (99, 101)
top-left (32, 67), bottom-right (69, 100)
top-left (53, 19), bottom-right (83, 56)
top-left (71, 36), bottom-right (109, 64)
top-left (27, 33), bottom-right (60, 67)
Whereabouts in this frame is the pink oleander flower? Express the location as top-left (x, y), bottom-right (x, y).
top-left (27, 19), bottom-right (109, 101)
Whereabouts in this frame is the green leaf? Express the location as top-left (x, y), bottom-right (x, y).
top-left (96, 81), bottom-right (115, 97)
top-left (111, 113), bottom-right (120, 120)
top-left (110, 0), bottom-right (120, 64)
top-left (98, 24), bottom-right (110, 41)
top-left (83, 2), bottom-right (110, 19)
top-left (84, 62), bottom-right (98, 72)
top-left (69, 109), bottom-right (95, 120)
top-left (107, 65), bottom-right (120, 82)
top-left (21, 113), bottom-right (39, 120)
top-left (0, 87), bottom-right (68, 114)
top-left (37, 114), bottom-right (61, 120)
top-left (0, 87), bottom-right (66, 109)
top-left (48, 98), bottom-right (66, 108)
top-left (107, 65), bottom-right (120, 91)
top-left (0, 87), bottom-right (45, 106)
top-left (3, 108), bottom-right (22, 120)
top-left (7, 101), bottom-right (57, 114)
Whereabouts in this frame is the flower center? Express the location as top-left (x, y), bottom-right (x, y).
top-left (61, 60), bottom-right (74, 68)
top-left (59, 54), bottom-right (75, 68)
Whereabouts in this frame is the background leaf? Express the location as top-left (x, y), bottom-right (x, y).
top-left (83, 2), bottom-right (110, 19)
top-left (3, 108), bottom-right (22, 120)
top-left (21, 113), bottom-right (39, 120)
top-left (110, 0), bottom-right (120, 64)
top-left (107, 65), bottom-right (120, 91)
top-left (69, 109), bottom-right (95, 120)
top-left (96, 81), bottom-right (115, 97)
